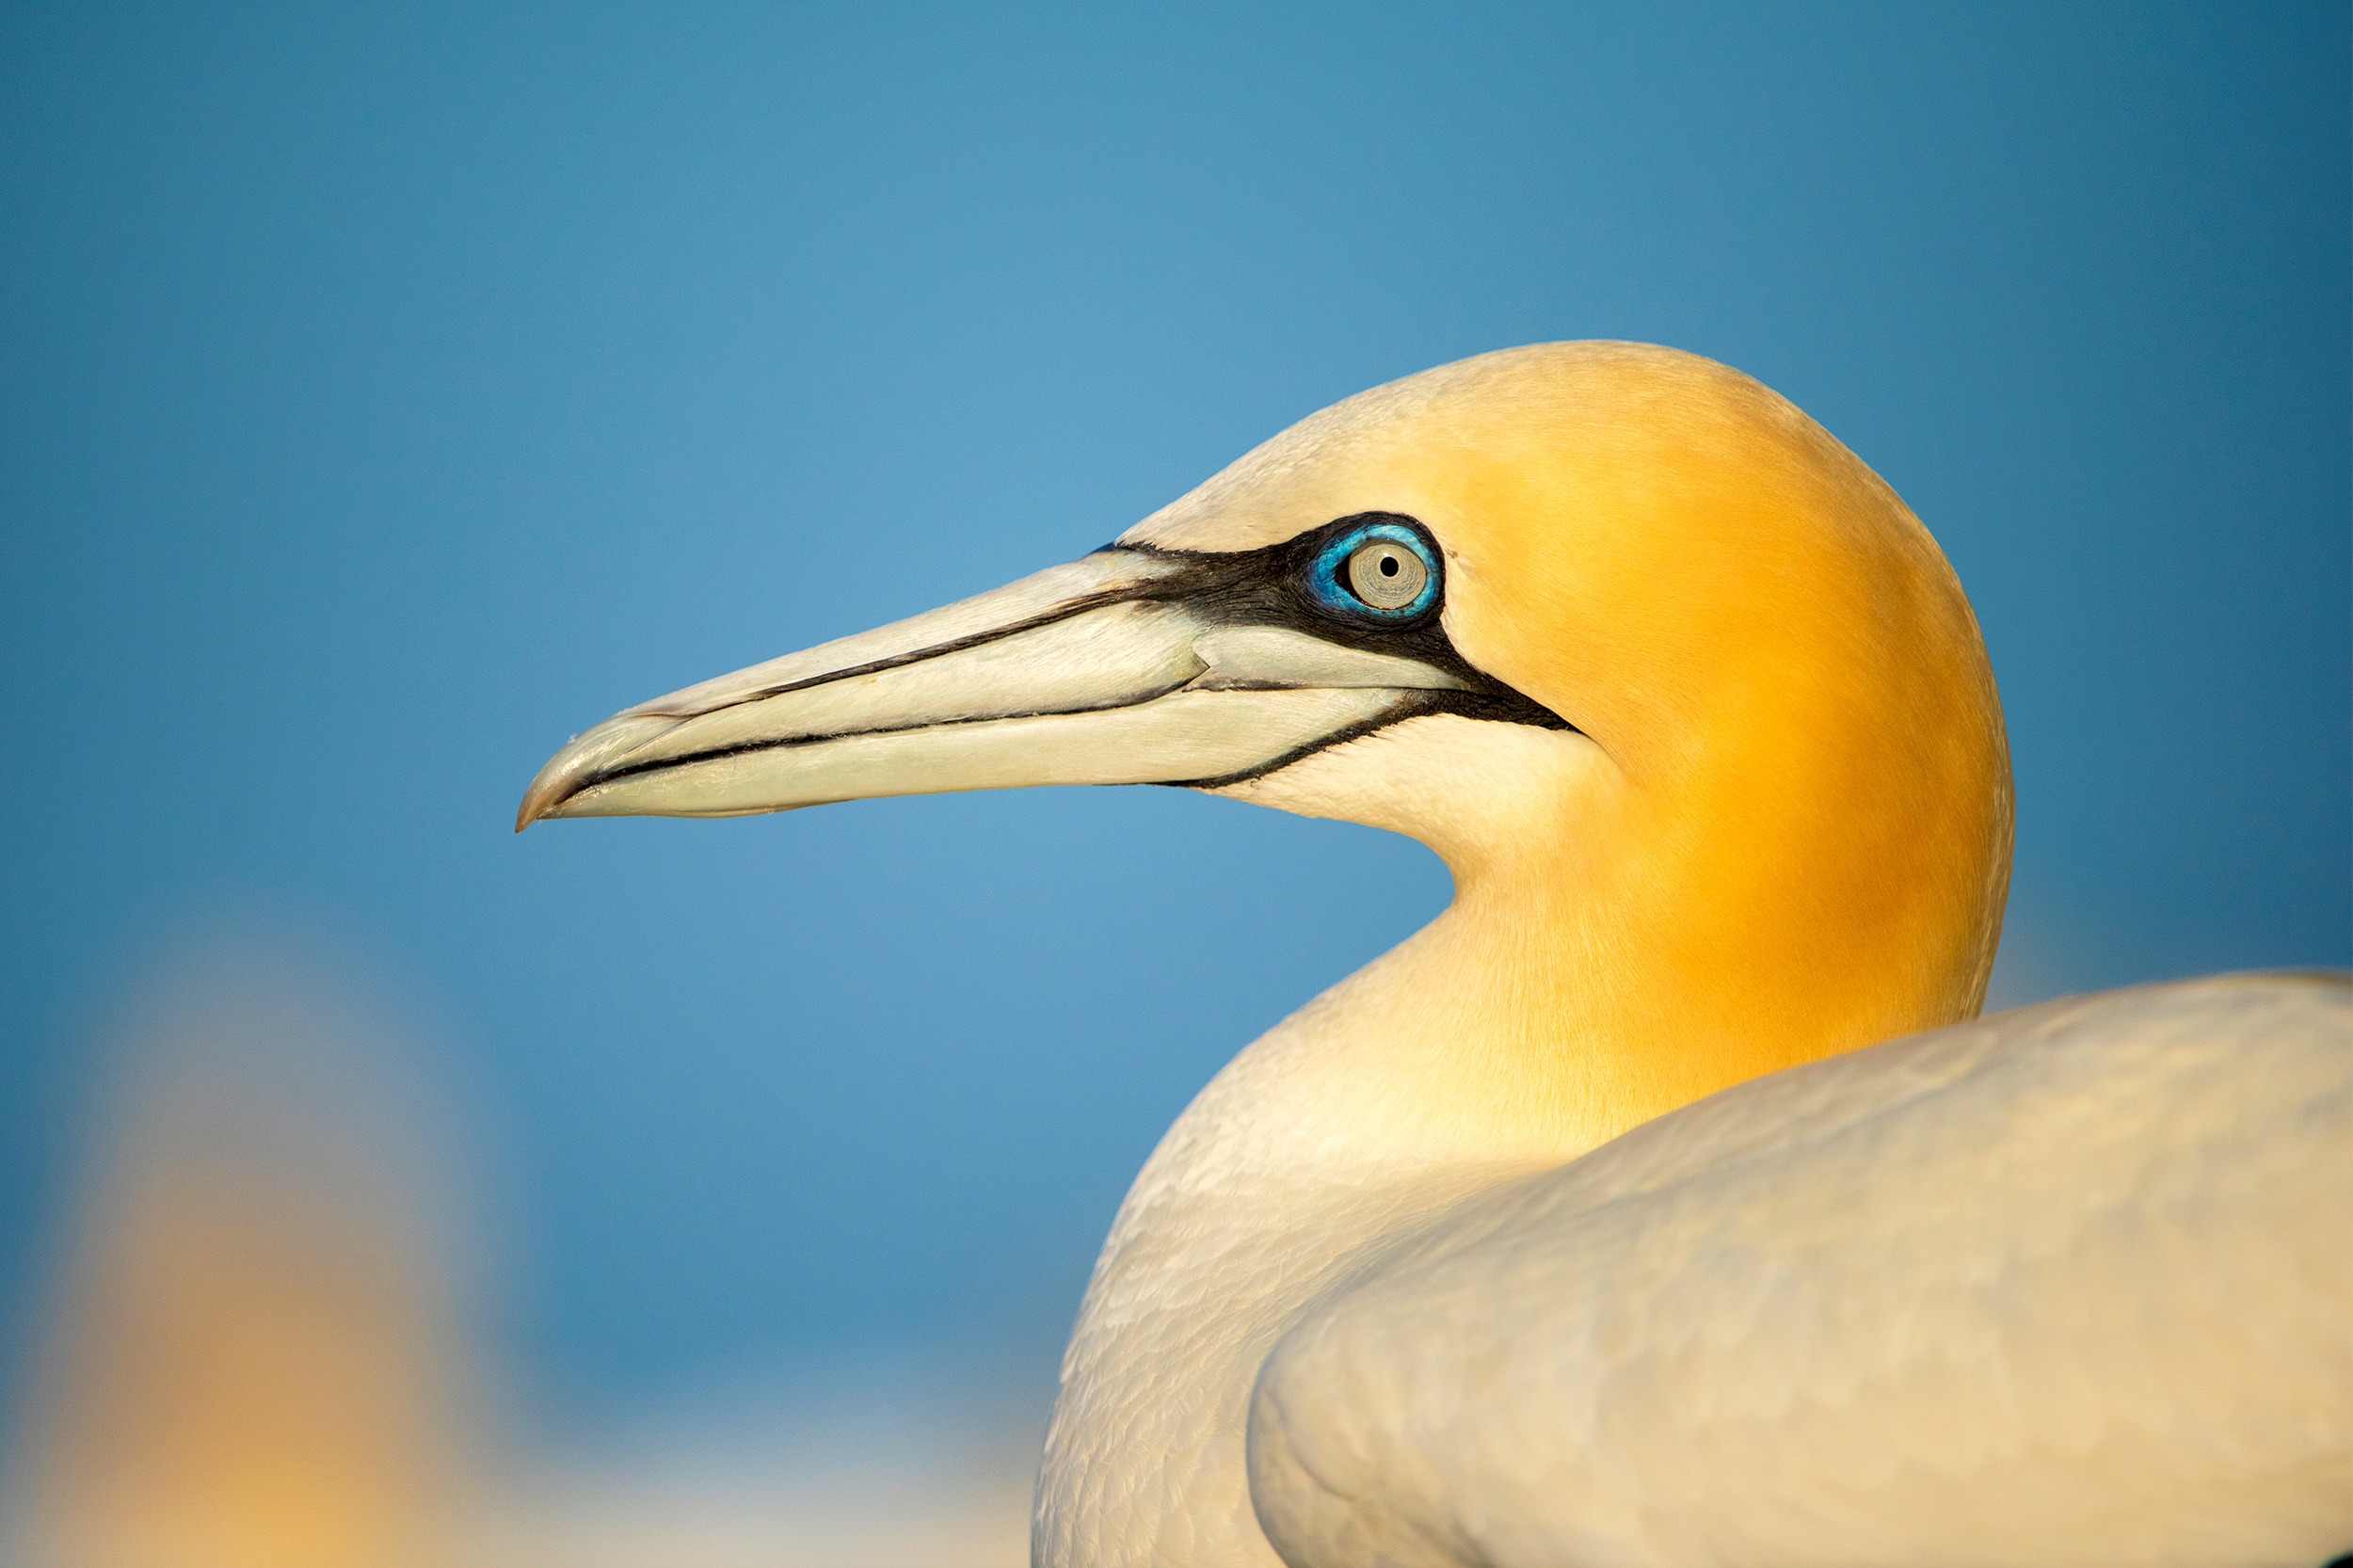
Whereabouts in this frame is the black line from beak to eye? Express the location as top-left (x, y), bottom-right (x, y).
top-left (1160, 689), bottom-right (1563, 791)
top-left (580, 518), bottom-right (1574, 796)
top-left (1113, 517), bottom-right (1574, 787)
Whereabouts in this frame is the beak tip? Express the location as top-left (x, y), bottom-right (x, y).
top-left (515, 712), bottom-right (682, 835)
top-left (514, 762), bottom-right (584, 832)
top-left (514, 776), bottom-right (573, 833)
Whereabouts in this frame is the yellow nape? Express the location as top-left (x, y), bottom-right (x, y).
top-left (1196, 343), bottom-right (2014, 1153)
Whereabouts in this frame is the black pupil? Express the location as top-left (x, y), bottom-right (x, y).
top-left (1379, 554), bottom-right (1399, 576)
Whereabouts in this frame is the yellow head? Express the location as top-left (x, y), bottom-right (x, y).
top-left (1129, 342), bottom-right (2013, 1128)
top-left (520, 342), bottom-right (2012, 1138)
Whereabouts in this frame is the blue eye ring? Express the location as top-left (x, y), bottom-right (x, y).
top-left (1305, 519), bottom-right (1443, 625)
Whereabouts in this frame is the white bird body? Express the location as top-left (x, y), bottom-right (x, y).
top-left (520, 343), bottom-right (2353, 1566)
top-left (1040, 868), bottom-right (2349, 1566)
top-left (1248, 973), bottom-right (2350, 1568)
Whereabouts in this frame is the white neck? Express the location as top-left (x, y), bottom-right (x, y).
top-left (1032, 722), bottom-right (1626, 1565)
top-left (1031, 898), bottom-right (1567, 1566)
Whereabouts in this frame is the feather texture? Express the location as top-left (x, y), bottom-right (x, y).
top-left (1249, 974), bottom-right (2353, 1568)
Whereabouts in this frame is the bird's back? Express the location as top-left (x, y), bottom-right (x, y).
top-left (1248, 972), bottom-right (2353, 1568)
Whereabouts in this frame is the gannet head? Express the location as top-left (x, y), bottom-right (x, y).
top-left (520, 343), bottom-right (2011, 1054)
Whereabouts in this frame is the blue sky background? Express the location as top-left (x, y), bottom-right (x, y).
top-left (3, 3), bottom-right (2345, 1434)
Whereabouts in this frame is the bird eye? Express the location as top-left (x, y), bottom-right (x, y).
top-left (1348, 538), bottom-right (1427, 609)
top-left (1305, 518), bottom-right (1441, 624)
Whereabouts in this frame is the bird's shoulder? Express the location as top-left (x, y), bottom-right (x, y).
top-left (1246, 972), bottom-right (2353, 1568)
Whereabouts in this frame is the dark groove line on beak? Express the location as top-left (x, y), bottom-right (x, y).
top-left (537, 531), bottom-right (1576, 817)
top-left (584, 686), bottom-right (1574, 808)
top-left (590, 690), bottom-right (1200, 788)
top-left (1163, 690), bottom-right (1577, 791)
top-left (624, 537), bottom-right (1566, 732)
top-left (643, 562), bottom-right (1155, 715)
top-left (661, 538), bottom-right (1282, 718)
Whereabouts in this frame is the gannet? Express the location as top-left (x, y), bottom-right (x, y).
top-left (516, 343), bottom-right (2352, 1568)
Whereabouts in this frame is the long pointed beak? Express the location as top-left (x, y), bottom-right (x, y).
top-left (516, 546), bottom-right (1473, 830)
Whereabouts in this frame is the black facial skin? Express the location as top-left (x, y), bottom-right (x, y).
top-left (586, 513), bottom-right (1572, 797)
top-left (1118, 513), bottom-right (1573, 787)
